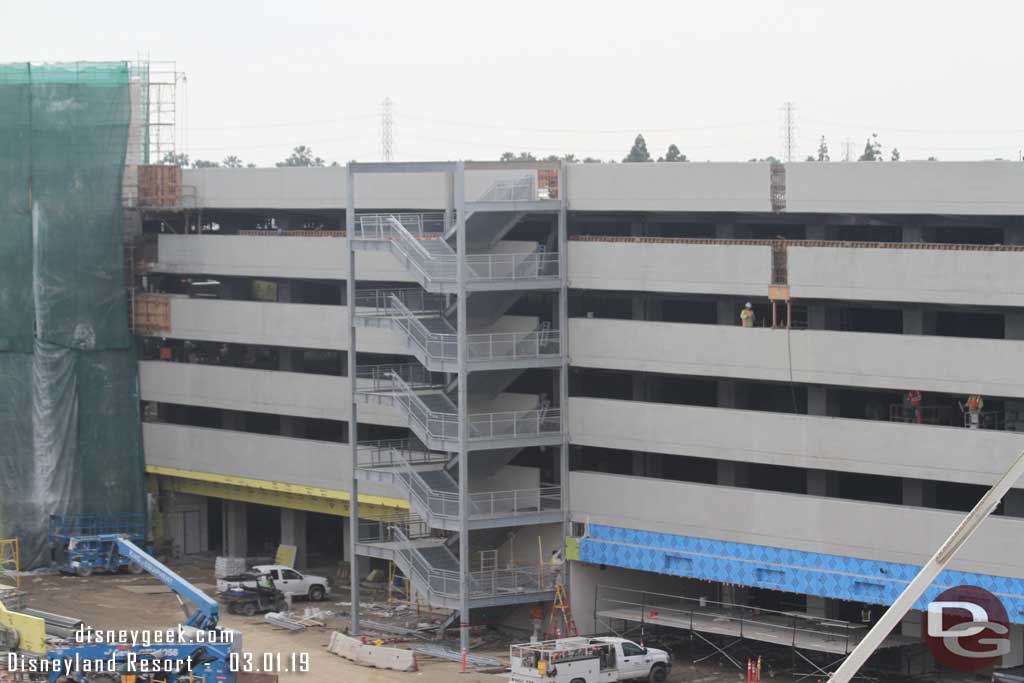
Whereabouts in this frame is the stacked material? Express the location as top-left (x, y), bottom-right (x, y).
top-left (0, 586), bottom-right (26, 612)
top-left (215, 557), bottom-right (247, 579)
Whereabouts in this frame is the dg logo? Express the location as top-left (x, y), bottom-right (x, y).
top-left (924, 585), bottom-right (1011, 671)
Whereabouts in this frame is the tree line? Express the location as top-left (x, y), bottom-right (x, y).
top-left (162, 135), bottom-right (948, 168)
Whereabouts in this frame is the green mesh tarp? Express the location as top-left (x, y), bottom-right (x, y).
top-left (0, 64), bottom-right (33, 351)
top-left (0, 62), bottom-right (145, 568)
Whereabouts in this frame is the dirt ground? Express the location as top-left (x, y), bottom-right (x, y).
top-left (15, 560), bottom-right (839, 683)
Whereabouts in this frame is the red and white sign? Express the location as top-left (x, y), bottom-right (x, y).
top-left (923, 585), bottom-right (1010, 671)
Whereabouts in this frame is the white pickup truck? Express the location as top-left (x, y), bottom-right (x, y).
top-left (216, 564), bottom-right (329, 601)
top-left (510, 636), bottom-right (671, 683)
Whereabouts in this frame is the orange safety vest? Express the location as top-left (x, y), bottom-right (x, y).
top-left (967, 395), bottom-right (983, 413)
top-left (907, 390), bottom-right (922, 408)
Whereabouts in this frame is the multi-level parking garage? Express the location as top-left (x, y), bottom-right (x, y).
top-left (134, 160), bottom-right (1024, 668)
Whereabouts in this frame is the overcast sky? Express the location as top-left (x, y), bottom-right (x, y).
top-left (5, 0), bottom-right (1024, 166)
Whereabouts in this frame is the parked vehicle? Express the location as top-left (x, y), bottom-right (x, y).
top-left (223, 573), bottom-right (287, 616)
top-left (510, 636), bottom-right (671, 683)
top-left (216, 564), bottom-right (329, 601)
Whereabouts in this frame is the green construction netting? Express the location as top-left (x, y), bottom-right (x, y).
top-left (0, 62), bottom-right (145, 568)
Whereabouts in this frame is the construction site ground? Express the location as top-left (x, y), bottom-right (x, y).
top-left (15, 558), bottom-right (953, 683)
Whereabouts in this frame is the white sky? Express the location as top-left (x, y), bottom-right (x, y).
top-left (5, 0), bottom-right (1024, 166)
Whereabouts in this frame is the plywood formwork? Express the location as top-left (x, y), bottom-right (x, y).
top-left (138, 164), bottom-right (182, 208)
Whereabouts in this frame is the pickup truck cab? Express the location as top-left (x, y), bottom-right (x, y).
top-left (217, 564), bottom-right (329, 601)
top-left (510, 636), bottom-right (671, 683)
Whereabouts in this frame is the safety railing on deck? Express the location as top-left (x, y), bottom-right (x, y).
top-left (357, 213), bottom-right (446, 237)
top-left (354, 288), bottom-right (446, 315)
top-left (361, 293), bottom-right (560, 365)
top-left (351, 213), bottom-right (559, 284)
top-left (355, 363), bottom-right (440, 392)
top-left (467, 328), bottom-right (560, 361)
top-left (358, 512), bottom-right (433, 544)
top-left (388, 526), bottom-right (556, 602)
top-left (358, 370), bottom-right (563, 444)
top-left (463, 250), bottom-right (560, 281)
top-left (467, 406), bottom-right (562, 440)
top-left (356, 439), bottom-right (448, 469)
top-left (477, 175), bottom-right (537, 202)
top-left (357, 441), bottom-right (561, 522)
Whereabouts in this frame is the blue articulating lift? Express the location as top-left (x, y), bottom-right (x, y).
top-left (45, 535), bottom-right (240, 683)
top-left (49, 514), bottom-right (148, 577)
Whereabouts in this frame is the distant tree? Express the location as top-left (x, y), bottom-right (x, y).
top-left (658, 144), bottom-right (688, 162)
top-left (582, 157), bottom-right (601, 163)
top-left (623, 134), bottom-right (652, 162)
top-left (161, 152), bottom-right (190, 167)
top-left (222, 155), bottom-right (244, 168)
top-left (246, 163), bottom-right (257, 168)
top-left (561, 153), bottom-right (578, 163)
top-left (817, 136), bottom-right (830, 162)
top-left (542, 154), bottom-right (560, 162)
top-left (276, 145), bottom-right (325, 167)
top-left (748, 156), bottom-right (781, 163)
top-left (330, 161), bottom-right (341, 167)
top-left (858, 134), bottom-right (882, 161)
top-left (192, 159), bottom-right (220, 168)
top-left (805, 155), bottom-right (816, 161)
top-left (927, 156), bottom-right (939, 161)
top-left (890, 147), bottom-right (901, 161)
top-left (500, 152), bottom-right (537, 162)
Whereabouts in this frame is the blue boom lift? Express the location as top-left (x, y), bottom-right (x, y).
top-left (44, 535), bottom-right (239, 683)
top-left (49, 514), bottom-right (148, 577)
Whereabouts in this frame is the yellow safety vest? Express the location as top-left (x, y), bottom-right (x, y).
top-left (740, 309), bottom-right (754, 327)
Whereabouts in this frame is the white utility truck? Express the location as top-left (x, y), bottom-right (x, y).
top-left (510, 636), bottom-right (671, 683)
top-left (216, 564), bottom-right (329, 601)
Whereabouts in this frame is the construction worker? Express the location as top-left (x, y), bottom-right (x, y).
top-left (965, 394), bottom-right (984, 429)
top-left (906, 389), bottom-right (923, 424)
top-left (530, 605), bottom-right (544, 643)
top-left (740, 302), bottom-right (755, 328)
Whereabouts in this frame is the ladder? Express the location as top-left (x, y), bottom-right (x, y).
top-left (545, 583), bottom-right (578, 639)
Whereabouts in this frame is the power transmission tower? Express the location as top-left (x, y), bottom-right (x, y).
top-left (381, 97), bottom-right (394, 161)
top-left (781, 101), bottom-right (796, 162)
top-left (843, 137), bottom-right (854, 162)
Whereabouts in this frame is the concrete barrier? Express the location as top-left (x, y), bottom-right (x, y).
top-left (327, 631), bottom-right (418, 672)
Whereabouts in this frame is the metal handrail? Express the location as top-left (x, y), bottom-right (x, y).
top-left (355, 363), bottom-right (439, 391)
top-left (368, 294), bottom-right (560, 364)
top-left (466, 405), bottom-right (562, 440)
top-left (352, 212), bottom-right (560, 284)
top-left (354, 288), bottom-right (445, 314)
top-left (383, 372), bottom-right (460, 441)
top-left (477, 175), bottom-right (536, 202)
top-left (356, 439), bottom-right (448, 469)
top-left (389, 526), bottom-right (555, 601)
top-left (462, 251), bottom-right (560, 281)
top-left (357, 441), bottom-right (561, 521)
top-left (358, 213), bottom-right (446, 237)
top-left (379, 371), bottom-right (562, 442)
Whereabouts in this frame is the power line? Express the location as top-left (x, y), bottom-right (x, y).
top-left (188, 113), bottom-right (378, 131)
top-left (400, 113), bottom-right (776, 134)
top-left (381, 97), bottom-right (394, 161)
top-left (185, 134), bottom-right (376, 153)
top-left (804, 118), bottom-right (1024, 135)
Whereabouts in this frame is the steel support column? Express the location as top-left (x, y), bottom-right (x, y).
top-left (454, 162), bottom-right (471, 667)
top-left (345, 165), bottom-right (360, 636)
top-left (558, 162), bottom-right (570, 556)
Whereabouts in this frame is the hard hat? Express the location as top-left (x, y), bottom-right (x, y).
top-left (745, 302), bottom-right (752, 308)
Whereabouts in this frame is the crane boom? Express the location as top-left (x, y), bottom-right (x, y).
top-left (96, 534), bottom-right (220, 630)
top-left (830, 449), bottom-right (1024, 683)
